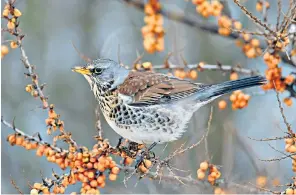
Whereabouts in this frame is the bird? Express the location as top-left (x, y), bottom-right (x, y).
top-left (72, 59), bottom-right (266, 144)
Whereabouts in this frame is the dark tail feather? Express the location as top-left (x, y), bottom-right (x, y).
top-left (197, 76), bottom-right (266, 101)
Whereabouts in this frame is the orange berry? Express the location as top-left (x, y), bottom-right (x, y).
top-left (285, 138), bottom-right (294, 145)
top-left (90, 180), bottom-right (98, 188)
top-left (210, 171), bottom-right (218, 178)
top-left (1, 45), bottom-right (9, 56)
top-left (286, 188), bottom-right (293, 195)
top-left (15, 136), bottom-right (24, 145)
top-left (199, 161), bottom-right (209, 171)
top-left (98, 181), bottom-right (106, 188)
top-left (144, 159), bottom-right (152, 168)
top-left (250, 39), bottom-right (260, 47)
top-left (13, 8), bottom-right (22, 17)
top-left (139, 165), bottom-right (149, 173)
top-left (7, 134), bottom-right (16, 145)
top-left (109, 173), bottom-right (117, 181)
top-left (10, 41), bottom-right (18, 49)
top-left (142, 62), bottom-right (152, 69)
top-left (283, 97), bottom-right (293, 107)
top-left (197, 171), bottom-right (205, 180)
top-left (124, 157), bottom-right (134, 165)
top-left (88, 172), bottom-right (95, 179)
top-left (7, 21), bottom-right (15, 30)
top-left (111, 167), bottom-right (120, 175)
top-left (230, 72), bottom-right (238, 80)
top-left (2, 9), bottom-right (9, 17)
top-left (233, 21), bottom-right (242, 30)
top-left (97, 163), bottom-right (105, 172)
top-left (214, 187), bottom-right (222, 194)
top-left (218, 100), bottom-right (227, 110)
top-left (229, 94), bottom-right (237, 102)
top-left (179, 70), bottom-right (187, 79)
top-left (285, 75), bottom-right (295, 84)
top-left (30, 189), bottom-right (39, 195)
top-left (288, 145), bottom-right (296, 153)
top-left (87, 162), bottom-right (93, 169)
top-left (189, 69), bottom-right (198, 80)
top-left (33, 182), bottom-right (42, 189)
top-left (77, 152), bottom-right (83, 160)
top-left (207, 175), bottom-right (215, 182)
top-left (97, 175), bottom-right (105, 184)
top-left (256, 176), bottom-right (267, 187)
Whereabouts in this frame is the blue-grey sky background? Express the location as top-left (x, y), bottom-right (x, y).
top-left (1, 0), bottom-right (295, 193)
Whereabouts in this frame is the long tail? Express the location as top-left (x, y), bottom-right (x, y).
top-left (196, 75), bottom-right (267, 101)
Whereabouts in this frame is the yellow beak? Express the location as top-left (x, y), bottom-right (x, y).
top-left (72, 66), bottom-right (91, 75)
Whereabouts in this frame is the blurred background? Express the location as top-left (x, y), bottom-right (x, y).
top-left (1, 0), bottom-right (295, 193)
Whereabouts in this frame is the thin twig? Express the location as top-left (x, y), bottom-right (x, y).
top-left (10, 176), bottom-right (23, 195)
top-left (273, 82), bottom-right (293, 135)
top-left (1, 117), bottom-right (66, 153)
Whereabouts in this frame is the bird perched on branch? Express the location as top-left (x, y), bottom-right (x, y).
top-left (73, 59), bottom-right (266, 144)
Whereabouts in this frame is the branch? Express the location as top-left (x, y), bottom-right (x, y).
top-left (153, 62), bottom-right (258, 75)
top-left (1, 117), bottom-right (66, 153)
top-left (122, 0), bottom-right (296, 67)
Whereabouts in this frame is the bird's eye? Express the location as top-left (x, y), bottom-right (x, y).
top-left (94, 68), bottom-right (103, 74)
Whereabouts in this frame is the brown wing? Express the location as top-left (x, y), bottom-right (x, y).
top-left (117, 71), bottom-right (205, 106)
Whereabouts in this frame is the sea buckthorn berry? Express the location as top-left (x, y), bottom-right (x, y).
top-left (218, 100), bottom-right (227, 110)
top-left (256, 176), bottom-right (267, 187)
top-left (10, 41), bottom-right (18, 49)
top-left (111, 167), bottom-right (120, 175)
top-left (230, 72), bottom-right (238, 80)
top-left (283, 97), bottom-right (293, 107)
top-left (30, 189), bottom-right (39, 195)
top-left (7, 21), bottom-right (15, 30)
top-left (188, 69), bottom-right (198, 80)
top-left (109, 173), bottom-right (117, 181)
top-left (214, 187), bottom-right (222, 194)
top-left (197, 170), bottom-right (205, 180)
top-left (13, 8), bottom-right (22, 17)
top-left (144, 159), bottom-right (152, 168)
top-left (200, 161), bottom-right (209, 171)
top-left (1, 45), bottom-right (9, 56)
top-left (2, 9), bottom-right (9, 17)
top-left (286, 188), bottom-right (294, 195)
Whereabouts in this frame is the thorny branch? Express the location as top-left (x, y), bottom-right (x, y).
top-left (122, 0), bottom-right (296, 67)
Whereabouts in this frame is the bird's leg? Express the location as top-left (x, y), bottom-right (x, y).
top-left (135, 142), bottom-right (157, 168)
top-left (116, 137), bottom-right (123, 149)
top-left (115, 137), bottom-right (133, 157)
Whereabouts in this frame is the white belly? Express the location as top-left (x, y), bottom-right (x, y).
top-left (103, 104), bottom-right (196, 144)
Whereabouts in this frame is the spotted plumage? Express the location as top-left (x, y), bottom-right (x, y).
top-left (72, 59), bottom-right (266, 144)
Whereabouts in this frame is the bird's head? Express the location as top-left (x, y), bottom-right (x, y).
top-left (72, 58), bottom-right (129, 90)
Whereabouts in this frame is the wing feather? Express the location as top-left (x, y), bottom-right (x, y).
top-left (117, 71), bottom-right (205, 106)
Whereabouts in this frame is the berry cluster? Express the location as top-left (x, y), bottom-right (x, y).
top-left (285, 137), bottom-right (296, 172)
top-left (2, 3), bottom-right (22, 30)
top-left (45, 104), bottom-right (65, 134)
top-left (192, 0), bottom-right (223, 18)
top-left (230, 90), bottom-right (251, 110)
top-left (255, 0), bottom-right (270, 12)
top-left (7, 134), bottom-right (39, 150)
top-left (133, 61), bottom-right (153, 71)
top-left (243, 38), bottom-right (262, 58)
top-left (196, 161), bottom-right (221, 185)
top-left (1, 4), bottom-right (22, 58)
top-left (8, 132), bottom-right (122, 194)
top-left (262, 51), bottom-right (294, 106)
top-left (142, 0), bottom-right (164, 53)
top-left (174, 68), bottom-right (198, 80)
